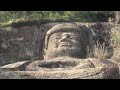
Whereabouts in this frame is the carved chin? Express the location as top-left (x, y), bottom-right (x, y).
top-left (44, 48), bottom-right (82, 60)
top-left (57, 47), bottom-right (71, 51)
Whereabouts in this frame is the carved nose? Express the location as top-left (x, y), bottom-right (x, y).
top-left (59, 34), bottom-right (69, 42)
top-left (62, 34), bottom-right (69, 39)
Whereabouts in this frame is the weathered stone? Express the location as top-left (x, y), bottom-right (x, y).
top-left (44, 23), bottom-right (93, 60)
top-left (0, 23), bottom-right (119, 79)
top-left (0, 58), bottom-right (119, 79)
top-left (0, 22), bottom-right (114, 66)
top-left (115, 11), bottom-right (120, 24)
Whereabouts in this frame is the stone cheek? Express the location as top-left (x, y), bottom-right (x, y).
top-left (0, 58), bottom-right (119, 79)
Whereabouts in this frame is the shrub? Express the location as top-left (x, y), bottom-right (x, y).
top-left (0, 11), bottom-right (115, 27)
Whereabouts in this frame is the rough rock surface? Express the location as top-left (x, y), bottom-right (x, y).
top-left (0, 58), bottom-right (119, 79)
top-left (0, 22), bottom-right (114, 66)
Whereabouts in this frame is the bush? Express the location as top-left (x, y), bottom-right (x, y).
top-left (0, 11), bottom-right (115, 26)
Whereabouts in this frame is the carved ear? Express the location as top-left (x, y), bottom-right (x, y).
top-left (43, 48), bottom-right (47, 55)
top-left (43, 48), bottom-right (46, 59)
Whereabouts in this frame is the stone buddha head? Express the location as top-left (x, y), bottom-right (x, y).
top-left (44, 23), bottom-right (92, 60)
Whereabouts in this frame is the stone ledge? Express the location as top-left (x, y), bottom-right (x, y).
top-left (0, 67), bottom-right (118, 79)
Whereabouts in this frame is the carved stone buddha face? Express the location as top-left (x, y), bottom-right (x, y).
top-left (44, 31), bottom-right (86, 60)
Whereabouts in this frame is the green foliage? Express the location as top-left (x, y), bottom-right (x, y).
top-left (0, 11), bottom-right (115, 26)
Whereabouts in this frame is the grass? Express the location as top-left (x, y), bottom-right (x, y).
top-left (90, 26), bottom-right (120, 61)
top-left (0, 11), bottom-right (114, 27)
top-left (111, 27), bottom-right (120, 61)
top-left (111, 29), bottom-right (120, 48)
top-left (94, 42), bottom-right (108, 60)
top-left (87, 42), bottom-right (108, 60)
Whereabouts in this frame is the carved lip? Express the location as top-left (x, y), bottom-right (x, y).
top-left (59, 42), bottom-right (71, 47)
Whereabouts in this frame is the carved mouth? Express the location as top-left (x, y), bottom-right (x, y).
top-left (59, 42), bottom-right (71, 47)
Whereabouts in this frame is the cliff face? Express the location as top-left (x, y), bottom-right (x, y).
top-left (0, 21), bottom-right (117, 66)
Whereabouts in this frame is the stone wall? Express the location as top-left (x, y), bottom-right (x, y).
top-left (0, 22), bottom-right (116, 66)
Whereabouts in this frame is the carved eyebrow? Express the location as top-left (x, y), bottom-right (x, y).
top-left (62, 34), bottom-right (76, 37)
top-left (50, 35), bottom-right (61, 41)
top-left (61, 32), bottom-right (74, 35)
top-left (69, 35), bottom-right (77, 38)
top-left (51, 36), bottom-right (60, 40)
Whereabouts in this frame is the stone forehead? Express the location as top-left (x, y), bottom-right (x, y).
top-left (44, 23), bottom-right (89, 50)
top-left (46, 23), bottom-right (86, 36)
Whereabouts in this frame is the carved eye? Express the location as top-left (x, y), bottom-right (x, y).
top-left (70, 36), bottom-right (76, 38)
top-left (50, 37), bottom-right (61, 42)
